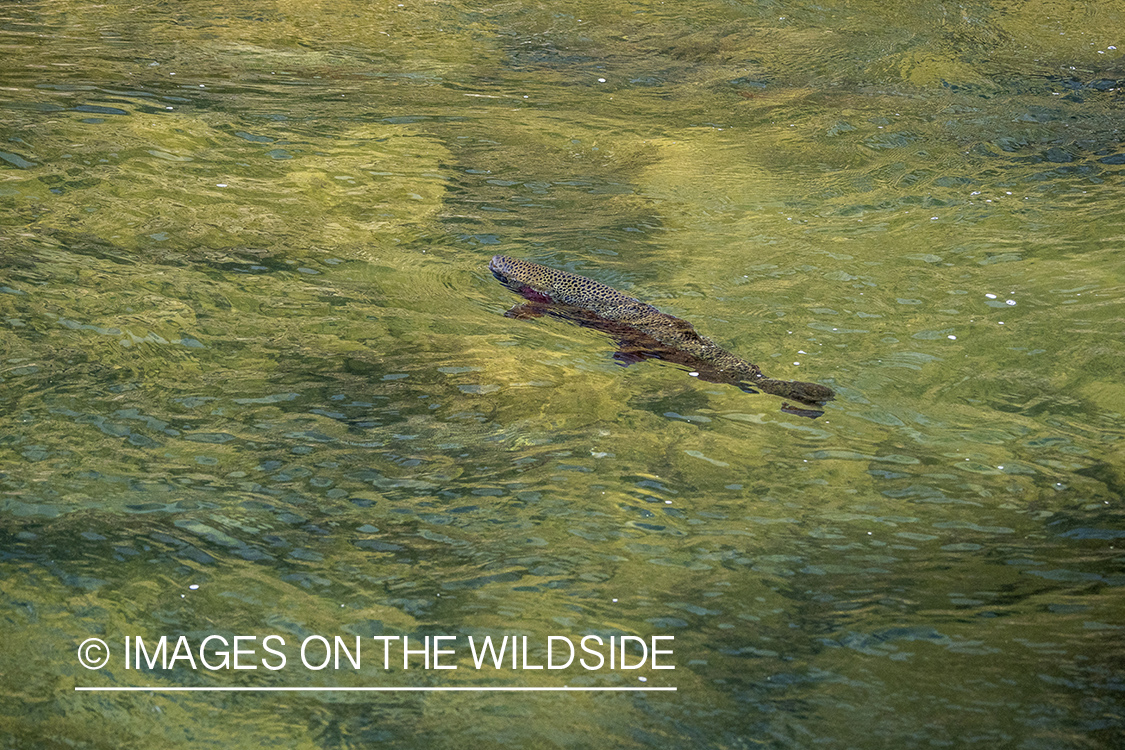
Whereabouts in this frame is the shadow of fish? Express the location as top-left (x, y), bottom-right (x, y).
top-left (489, 255), bottom-right (835, 417)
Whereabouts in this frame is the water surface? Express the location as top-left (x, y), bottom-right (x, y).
top-left (2, 1), bottom-right (1124, 747)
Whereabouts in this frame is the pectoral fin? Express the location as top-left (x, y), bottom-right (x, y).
top-left (608, 335), bottom-right (662, 366)
top-left (780, 402), bottom-right (825, 419)
top-left (504, 303), bottom-right (548, 319)
top-left (612, 348), bottom-right (647, 366)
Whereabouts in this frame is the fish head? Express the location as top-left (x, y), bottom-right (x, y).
top-left (489, 255), bottom-right (515, 284)
top-left (491, 255), bottom-right (555, 304)
top-left (788, 381), bottom-right (836, 405)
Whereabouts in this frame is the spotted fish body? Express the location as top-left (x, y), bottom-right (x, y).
top-left (489, 255), bottom-right (835, 405)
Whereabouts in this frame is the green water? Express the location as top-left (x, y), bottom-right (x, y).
top-left (2, 0), bottom-right (1124, 747)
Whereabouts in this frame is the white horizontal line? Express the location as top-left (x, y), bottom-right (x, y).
top-left (76, 686), bottom-right (675, 692)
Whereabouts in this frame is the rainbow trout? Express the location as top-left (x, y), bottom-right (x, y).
top-left (489, 255), bottom-right (835, 410)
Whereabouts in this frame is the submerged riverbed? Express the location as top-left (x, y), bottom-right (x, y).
top-left (2, 1), bottom-right (1123, 747)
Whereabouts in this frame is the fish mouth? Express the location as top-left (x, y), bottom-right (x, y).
top-left (754, 377), bottom-right (835, 405)
top-left (489, 255), bottom-right (546, 300)
top-left (791, 383), bottom-right (836, 405)
top-left (488, 255), bottom-right (515, 279)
